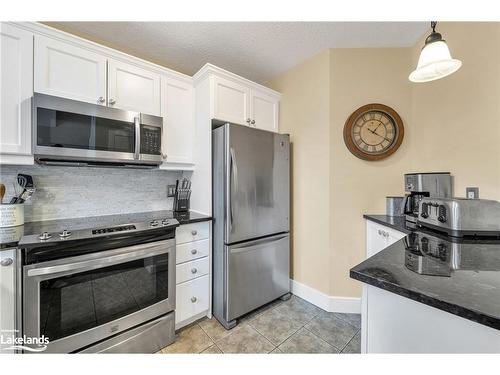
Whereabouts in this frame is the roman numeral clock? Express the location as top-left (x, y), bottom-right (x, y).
top-left (343, 103), bottom-right (404, 161)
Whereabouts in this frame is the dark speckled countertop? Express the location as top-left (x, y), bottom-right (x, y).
top-left (352, 215), bottom-right (500, 330)
top-left (0, 210), bottom-right (212, 250)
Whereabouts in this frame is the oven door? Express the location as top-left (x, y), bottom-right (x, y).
top-left (23, 239), bottom-right (175, 353)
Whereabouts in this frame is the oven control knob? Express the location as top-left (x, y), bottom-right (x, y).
top-left (38, 232), bottom-right (52, 241)
top-left (438, 205), bottom-right (447, 223)
top-left (59, 229), bottom-right (72, 238)
top-left (150, 220), bottom-right (159, 227)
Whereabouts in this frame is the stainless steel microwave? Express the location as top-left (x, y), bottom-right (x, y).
top-left (33, 93), bottom-right (163, 168)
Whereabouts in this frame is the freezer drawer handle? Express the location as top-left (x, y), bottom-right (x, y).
top-left (229, 234), bottom-right (289, 254)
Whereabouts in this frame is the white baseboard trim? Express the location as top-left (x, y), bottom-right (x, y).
top-left (290, 279), bottom-right (361, 314)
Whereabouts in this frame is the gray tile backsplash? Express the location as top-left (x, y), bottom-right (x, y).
top-left (0, 164), bottom-right (182, 222)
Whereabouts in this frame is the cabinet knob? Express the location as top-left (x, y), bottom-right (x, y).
top-left (251, 120), bottom-right (255, 125)
top-left (1, 258), bottom-right (13, 267)
top-left (97, 96), bottom-right (106, 104)
top-left (191, 249), bottom-right (197, 255)
top-left (246, 118), bottom-right (251, 123)
top-left (109, 98), bottom-right (116, 105)
top-left (191, 297), bottom-right (197, 303)
top-left (162, 153), bottom-right (167, 159)
top-left (191, 230), bottom-right (197, 236)
top-left (191, 268), bottom-right (198, 274)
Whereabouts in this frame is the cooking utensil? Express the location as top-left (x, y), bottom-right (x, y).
top-left (0, 184), bottom-right (5, 204)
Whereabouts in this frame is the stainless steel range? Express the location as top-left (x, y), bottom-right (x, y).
top-left (18, 217), bottom-right (179, 353)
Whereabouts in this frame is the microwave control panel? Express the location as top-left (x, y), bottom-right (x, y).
top-left (141, 125), bottom-right (161, 155)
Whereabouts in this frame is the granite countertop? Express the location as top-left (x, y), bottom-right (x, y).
top-left (0, 210), bottom-right (212, 249)
top-left (352, 215), bottom-right (500, 330)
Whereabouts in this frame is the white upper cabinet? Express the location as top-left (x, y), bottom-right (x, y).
top-left (34, 35), bottom-right (107, 105)
top-left (211, 76), bottom-right (250, 125)
top-left (205, 69), bottom-right (280, 132)
top-left (250, 89), bottom-right (279, 132)
top-left (160, 76), bottom-right (195, 168)
top-left (0, 23), bottom-right (34, 164)
top-left (107, 59), bottom-right (161, 116)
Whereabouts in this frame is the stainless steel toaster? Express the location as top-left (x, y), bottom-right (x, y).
top-left (417, 197), bottom-right (500, 237)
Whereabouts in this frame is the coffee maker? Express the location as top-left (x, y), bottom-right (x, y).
top-left (403, 172), bottom-right (453, 223)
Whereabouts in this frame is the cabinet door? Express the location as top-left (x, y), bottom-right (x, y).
top-left (366, 221), bottom-right (389, 258)
top-left (0, 249), bottom-right (17, 353)
top-left (211, 76), bottom-right (250, 125)
top-left (34, 35), bottom-right (107, 105)
top-left (0, 24), bottom-right (33, 162)
top-left (250, 89), bottom-right (279, 132)
top-left (108, 59), bottom-right (161, 116)
top-left (175, 275), bottom-right (209, 326)
top-left (160, 76), bottom-right (194, 166)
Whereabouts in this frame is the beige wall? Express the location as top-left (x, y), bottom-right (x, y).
top-left (267, 50), bottom-right (332, 294)
top-left (410, 22), bottom-right (500, 200)
top-left (269, 22), bottom-right (500, 298)
top-left (329, 48), bottom-right (413, 296)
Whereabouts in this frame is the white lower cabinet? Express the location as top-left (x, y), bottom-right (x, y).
top-left (175, 221), bottom-right (211, 329)
top-left (366, 220), bottom-right (406, 258)
top-left (0, 248), bottom-right (18, 353)
top-left (0, 23), bottom-right (34, 165)
top-left (176, 275), bottom-right (210, 327)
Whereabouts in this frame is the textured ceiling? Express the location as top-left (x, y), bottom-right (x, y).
top-left (45, 22), bottom-right (428, 83)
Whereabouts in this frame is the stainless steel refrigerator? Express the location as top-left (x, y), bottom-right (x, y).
top-left (212, 122), bottom-right (290, 329)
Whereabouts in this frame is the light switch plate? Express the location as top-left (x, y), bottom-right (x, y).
top-left (167, 185), bottom-right (176, 197)
top-left (466, 187), bottom-right (479, 199)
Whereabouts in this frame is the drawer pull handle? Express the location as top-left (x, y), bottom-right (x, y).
top-left (191, 297), bottom-right (197, 303)
top-left (1, 258), bottom-right (13, 267)
top-left (191, 268), bottom-right (197, 274)
top-left (191, 249), bottom-right (197, 255)
top-left (191, 230), bottom-right (198, 236)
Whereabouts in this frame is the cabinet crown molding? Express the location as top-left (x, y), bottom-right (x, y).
top-left (193, 63), bottom-right (281, 98)
top-left (9, 22), bottom-right (193, 85)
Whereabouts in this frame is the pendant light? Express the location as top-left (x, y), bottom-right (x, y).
top-left (409, 21), bottom-right (462, 83)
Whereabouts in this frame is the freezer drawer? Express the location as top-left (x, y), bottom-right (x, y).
top-left (226, 233), bottom-right (290, 321)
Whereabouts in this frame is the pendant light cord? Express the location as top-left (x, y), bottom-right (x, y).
top-left (431, 21), bottom-right (437, 33)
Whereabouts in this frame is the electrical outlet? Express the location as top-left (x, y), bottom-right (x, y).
top-left (466, 187), bottom-right (479, 199)
top-left (167, 185), bottom-right (176, 197)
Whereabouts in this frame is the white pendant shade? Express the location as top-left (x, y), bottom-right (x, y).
top-left (409, 40), bottom-right (462, 83)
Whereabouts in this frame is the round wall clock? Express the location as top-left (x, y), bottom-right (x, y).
top-left (343, 103), bottom-right (404, 161)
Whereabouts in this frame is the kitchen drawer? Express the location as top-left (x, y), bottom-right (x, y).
top-left (176, 222), bottom-right (209, 244)
top-left (175, 275), bottom-right (209, 324)
top-left (176, 239), bottom-right (209, 264)
top-left (176, 257), bottom-right (209, 284)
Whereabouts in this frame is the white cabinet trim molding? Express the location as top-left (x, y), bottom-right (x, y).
top-left (290, 279), bottom-right (361, 314)
top-left (194, 63), bottom-right (281, 97)
top-left (10, 22), bottom-right (193, 84)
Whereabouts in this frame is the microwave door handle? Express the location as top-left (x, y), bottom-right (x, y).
top-left (134, 116), bottom-right (140, 160)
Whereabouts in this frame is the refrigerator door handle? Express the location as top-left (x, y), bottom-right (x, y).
top-left (229, 147), bottom-right (238, 233)
top-left (230, 147), bottom-right (238, 192)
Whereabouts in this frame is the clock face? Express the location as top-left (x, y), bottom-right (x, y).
top-left (343, 104), bottom-right (404, 161)
top-left (351, 110), bottom-right (397, 155)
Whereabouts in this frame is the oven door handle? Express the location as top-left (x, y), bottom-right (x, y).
top-left (26, 239), bottom-right (173, 277)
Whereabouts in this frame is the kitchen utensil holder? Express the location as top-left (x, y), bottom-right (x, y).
top-left (0, 204), bottom-right (24, 227)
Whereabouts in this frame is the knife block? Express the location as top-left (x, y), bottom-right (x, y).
top-left (173, 189), bottom-right (190, 212)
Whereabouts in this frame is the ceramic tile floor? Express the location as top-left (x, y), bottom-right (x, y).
top-left (160, 295), bottom-right (361, 354)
